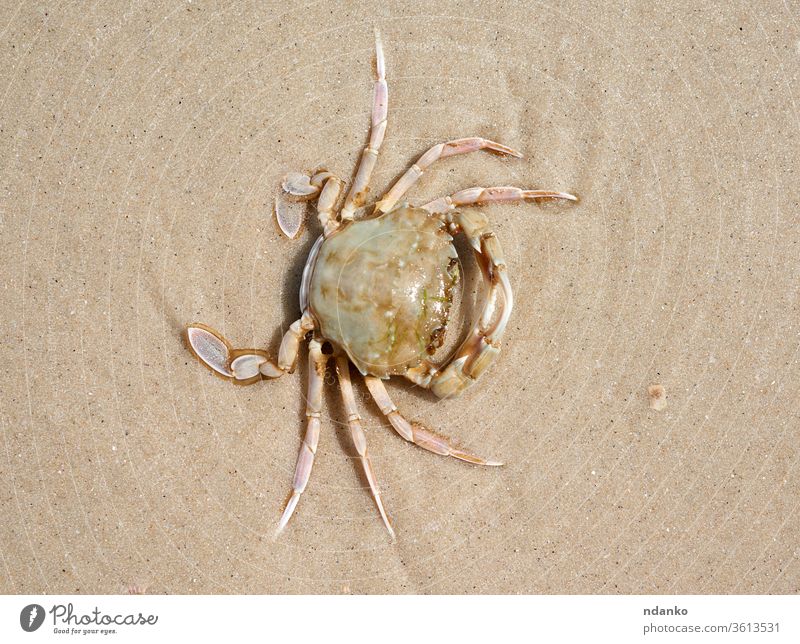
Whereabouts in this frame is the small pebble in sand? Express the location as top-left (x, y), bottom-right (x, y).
top-left (648, 384), bottom-right (666, 411)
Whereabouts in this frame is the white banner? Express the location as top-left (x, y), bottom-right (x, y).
top-left (1, 595), bottom-right (797, 643)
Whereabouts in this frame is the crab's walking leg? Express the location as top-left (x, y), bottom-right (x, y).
top-left (277, 170), bottom-right (344, 239)
top-left (335, 355), bottom-right (395, 538)
top-left (274, 338), bottom-right (329, 536)
top-left (364, 376), bottom-right (502, 466)
top-left (185, 311), bottom-right (315, 384)
top-left (316, 175), bottom-right (344, 237)
top-left (422, 185), bottom-right (576, 215)
top-left (406, 210), bottom-right (512, 399)
top-left (374, 138), bottom-right (523, 215)
top-left (340, 31), bottom-right (388, 222)
top-left (407, 187), bottom-right (576, 397)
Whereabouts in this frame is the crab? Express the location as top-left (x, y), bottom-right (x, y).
top-left (185, 33), bottom-right (576, 538)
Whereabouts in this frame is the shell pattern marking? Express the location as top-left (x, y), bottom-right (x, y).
top-left (185, 32), bottom-right (577, 538)
top-left (309, 206), bottom-right (458, 378)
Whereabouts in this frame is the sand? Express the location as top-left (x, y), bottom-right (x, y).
top-left (1, 1), bottom-right (798, 594)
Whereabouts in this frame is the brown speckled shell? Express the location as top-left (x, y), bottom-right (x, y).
top-left (308, 206), bottom-right (458, 377)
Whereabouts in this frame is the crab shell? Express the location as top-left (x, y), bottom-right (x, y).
top-left (302, 205), bottom-right (459, 378)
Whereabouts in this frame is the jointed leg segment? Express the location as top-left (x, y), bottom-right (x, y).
top-left (185, 311), bottom-right (315, 384)
top-left (340, 32), bottom-right (389, 222)
top-left (364, 376), bottom-right (501, 466)
top-left (374, 138), bottom-right (523, 215)
top-left (316, 175), bottom-right (344, 236)
top-left (404, 185), bottom-right (575, 398)
top-left (275, 338), bottom-right (329, 536)
top-left (278, 170), bottom-right (344, 238)
top-left (403, 209), bottom-right (513, 398)
top-left (335, 354), bottom-right (395, 538)
top-left (423, 185), bottom-right (576, 215)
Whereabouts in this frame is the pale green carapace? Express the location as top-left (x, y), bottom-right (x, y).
top-left (309, 206), bottom-right (458, 378)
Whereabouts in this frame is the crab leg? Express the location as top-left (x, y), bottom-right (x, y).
top-left (405, 210), bottom-right (511, 399)
top-left (185, 311), bottom-right (315, 384)
top-left (339, 31), bottom-right (388, 222)
top-left (364, 376), bottom-right (502, 466)
top-left (422, 185), bottom-right (576, 215)
top-left (316, 174), bottom-right (344, 236)
top-left (335, 355), bottom-right (395, 538)
top-left (275, 338), bottom-right (329, 536)
top-left (277, 170), bottom-right (343, 239)
top-left (408, 187), bottom-right (576, 397)
top-left (373, 138), bottom-right (523, 215)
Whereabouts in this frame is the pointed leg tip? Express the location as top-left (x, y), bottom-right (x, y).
top-left (374, 29), bottom-right (385, 78)
top-left (275, 492), bottom-right (301, 538)
top-left (273, 515), bottom-right (291, 540)
top-left (483, 139), bottom-right (523, 158)
top-left (500, 146), bottom-right (524, 159)
top-left (373, 499), bottom-right (396, 539)
top-left (450, 449), bottom-right (504, 467)
top-left (381, 513), bottom-right (396, 539)
top-left (524, 190), bottom-right (578, 204)
top-left (499, 142), bottom-right (524, 158)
